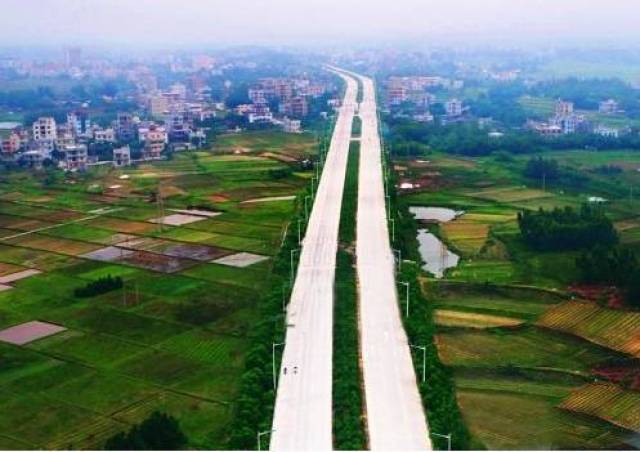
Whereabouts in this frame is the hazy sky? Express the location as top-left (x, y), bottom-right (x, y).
top-left (2, 0), bottom-right (640, 48)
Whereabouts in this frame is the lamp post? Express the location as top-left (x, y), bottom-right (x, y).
top-left (304, 195), bottom-right (310, 220)
top-left (409, 344), bottom-right (427, 382)
top-left (432, 432), bottom-right (452, 451)
top-left (393, 248), bottom-right (402, 272)
top-left (389, 217), bottom-right (395, 243)
top-left (399, 281), bottom-right (410, 317)
top-left (297, 218), bottom-right (303, 245)
top-left (257, 429), bottom-right (275, 451)
top-left (272, 342), bottom-right (285, 391)
top-left (290, 248), bottom-right (299, 285)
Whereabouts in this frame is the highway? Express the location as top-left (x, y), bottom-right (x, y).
top-left (269, 70), bottom-right (358, 450)
top-left (355, 73), bottom-right (432, 450)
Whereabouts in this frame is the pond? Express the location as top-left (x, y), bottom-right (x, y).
top-left (410, 206), bottom-right (461, 278)
top-left (416, 229), bottom-right (460, 278)
top-left (409, 206), bottom-right (462, 222)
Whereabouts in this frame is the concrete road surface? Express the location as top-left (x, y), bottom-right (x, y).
top-left (355, 73), bottom-right (432, 450)
top-left (270, 70), bottom-right (358, 450)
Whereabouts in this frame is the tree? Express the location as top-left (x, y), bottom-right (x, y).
top-left (104, 412), bottom-right (187, 450)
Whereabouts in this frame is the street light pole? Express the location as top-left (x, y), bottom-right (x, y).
top-left (432, 432), bottom-right (452, 451)
top-left (389, 218), bottom-right (395, 243)
top-left (399, 281), bottom-right (410, 317)
top-left (393, 248), bottom-right (402, 272)
top-left (257, 429), bottom-right (276, 451)
top-left (297, 218), bottom-right (302, 245)
top-left (290, 248), bottom-right (299, 285)
top-left (304, 195), bottom-right (310, 220)
top-left (272, 342), bottom-right (285, 391)
top-left (410, 344), bottom-right (426, 382)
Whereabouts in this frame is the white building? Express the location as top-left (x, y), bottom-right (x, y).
top-left (599, 99), bottom-right (620, 115)
top-left (445, 99), bottom-right (463, 117)
top-left (113, 145), bottom-right (131, 167)
top-left (282, 117), bottom-right (301, 133)
top-left (93, 128), bottom-right (116, 143)
top-left (32, 117), bottom-right (57, 141)
top-left (61, 144), bottom-right (88, 171)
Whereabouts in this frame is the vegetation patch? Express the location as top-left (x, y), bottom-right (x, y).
top-left (333, 141), bottom-right (366, 449)
top-left (559, 382), bottom-right (640, 433)
top-left (537, 300), bottom-right (640, 357)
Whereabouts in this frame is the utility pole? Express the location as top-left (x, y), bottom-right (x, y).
top-left (257, 429), bottom-right (275, 451)
top-left (156, 181), bottom-right (165, 233)
top-left (432, 433), bottom-right (452, 451)
top-left (410, 344), bottom-right (427, 382)
top-left (399, 281), bottom-right (410, 317)
top-left (272, 342), bottom-right (285, 391)
top-left (290, 248), bottom-right (299, 285)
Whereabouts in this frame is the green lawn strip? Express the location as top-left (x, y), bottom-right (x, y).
top-left (333, 141), bottom-right (367, 449)
top-left (351, 115), bottom-right (362, 138)
top-left (386, 149), bottom-right (473, 450)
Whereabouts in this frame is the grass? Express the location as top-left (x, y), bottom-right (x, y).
top-left (333, 141), bottom-right (366, 449)
top-left (436, 326), bottom-right (615, 372)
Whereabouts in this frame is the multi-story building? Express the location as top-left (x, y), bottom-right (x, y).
top-left (148, 95), bottom-right (170, 118)
top-left (248, 88), bottom-right (267, 104)
top-left (282, 96), bottom-right (308, 118)
top-left (93, 127), bottom-right (116, 143)
top-left (248, 103), bottom-right (274, 124)
top-left (32, 117), bottom-right (57, 153)
top-left (61, 144), bottom-right (88, 171)
top-left (599, 99), bottom-right (620, 115)
top-left (0, 133), bottom-right (21, 156)
top-left (282, 117), bottom-right (301, 133)
top-left (143, 125), bottom-right (167, 160)
top-left (32, 117), bottom-right (57, 142)
top-left (445, 99), bottom-right (463, 117)
top-left (555, 100), bottom-right (574, 117)
top-left (55, 125), bottom-right (76, 150)
top-left (116, 112), bottom-right (136, 142)
top-left (67, 110), bottom-right (91, 137)
top-left (113, 145), bottom-right (131, 167)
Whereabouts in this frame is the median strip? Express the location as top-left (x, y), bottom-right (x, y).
top-left (333, 140), bottom-right (367, 450)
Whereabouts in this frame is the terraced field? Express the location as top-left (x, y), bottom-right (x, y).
top-left (560, 382), bottom-right (640, 433)
top-left (538, 300), bottom-right (640, 357)
top-left (0, 131), bottom-right (320, 448)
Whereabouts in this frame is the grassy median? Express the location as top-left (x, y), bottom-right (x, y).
top-left (333, 140), bottom-right (367, 449)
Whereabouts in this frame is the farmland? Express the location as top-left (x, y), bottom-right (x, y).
top-left (395, 147), bottom-right (640, 448)
top-left (0, 130), bottom-right (320, 448)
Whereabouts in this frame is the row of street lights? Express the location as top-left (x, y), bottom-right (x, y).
top-left (380, 119), bottom-right (453, 452)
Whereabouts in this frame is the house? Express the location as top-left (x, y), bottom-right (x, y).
top-left (282, 117), bottom-right (301, 133)
top-left (113, 145), bottom-right (131, 167)
top-left (32, 117), bottom-right (57, 153)
top-left (445, 99), bottom-right (463, 117)
top-left (143, 125), bottom-right (167, 160)
top-left (599, 99), bottom-right (620, 115)
top-left (61, 144), bottom-right (88, 171)
top-left (93, 127), bottom-right (116, 143)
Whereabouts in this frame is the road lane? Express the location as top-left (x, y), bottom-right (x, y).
top-left (354, 73), bottom-right (432, 450)
top-left (269, 70), bottom-right (358, 451)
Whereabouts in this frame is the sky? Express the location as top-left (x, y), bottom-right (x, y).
top-left (2, 0), bottom-right (640, 49)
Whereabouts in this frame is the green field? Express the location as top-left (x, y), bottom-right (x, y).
top-left (397, 147), bottom-right (640, 448)
top-left (0, 131), bottom-right (320, 448)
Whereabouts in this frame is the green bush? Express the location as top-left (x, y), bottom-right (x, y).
top-left (74, 275), bottom-right (123, 298)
